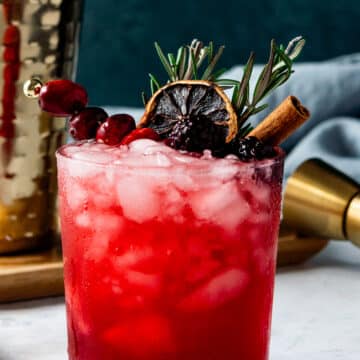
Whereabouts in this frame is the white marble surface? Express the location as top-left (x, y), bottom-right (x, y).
top-left (0, 241), bottom-right (359, 360)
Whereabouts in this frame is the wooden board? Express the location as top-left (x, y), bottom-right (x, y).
top-left (0, 227), bottom-right (329, 303)
top-left (0, 247), bottom-right (63, 303)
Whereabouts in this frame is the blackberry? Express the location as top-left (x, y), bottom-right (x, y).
top-left (229, 136), bottom-right (276, 161)
top-left (167, 115), bottom-right (227, 153)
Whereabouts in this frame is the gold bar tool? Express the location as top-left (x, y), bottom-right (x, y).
top-left (280, 158), bottom-right (360, 264)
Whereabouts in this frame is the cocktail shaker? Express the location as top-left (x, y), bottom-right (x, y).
top-left (0, 0), bottom-right (83, 253)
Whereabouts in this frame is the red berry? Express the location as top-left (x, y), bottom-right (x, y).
top-left (96, 114), bottom-right (136, 145)
top-left (69, 107), bottom-right (108, 140)
top-left (39, 79), bottom-right (88, 116)
top-left (120, 128), bottom-right (160, 145)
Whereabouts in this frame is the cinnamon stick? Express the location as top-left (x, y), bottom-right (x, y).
top-left (247, 96), bottom-right (310, 146)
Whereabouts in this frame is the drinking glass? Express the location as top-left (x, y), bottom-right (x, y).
top-left (56, 141), bottom-right (284, 360)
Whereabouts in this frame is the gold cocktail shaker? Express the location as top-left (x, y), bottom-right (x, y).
top-left (279, 158), bottom-right (360, 265)
top-left (0, 0), bottom-right (83, 253)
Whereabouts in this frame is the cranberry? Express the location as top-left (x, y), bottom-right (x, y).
top-left (96, 114), bottom-right (136, 145)
top-left (120, 128), bottom-right (160, 145)
top-left (69, 107), bottom-right (108, 140)
top-left (39, 79), bottom-right (88, 116)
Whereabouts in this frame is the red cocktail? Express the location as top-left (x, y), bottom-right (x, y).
top-left (57, 139), bottom-right (284, 360)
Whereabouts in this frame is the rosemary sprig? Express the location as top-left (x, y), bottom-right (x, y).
top-left (154, 42), bottom-right (175, 81)
top-left (201, 45), bottom-right (225, 80)
top-left (149, 73), bottom-right (160, 95)
top-left (234, 36), bottom-right (305, 129)
top-left (143, 36), bottom-right (305, 135)
top-left (149, 39), bottom-right (227, 90)
top-left (143, 40), bottom-right (227, 102)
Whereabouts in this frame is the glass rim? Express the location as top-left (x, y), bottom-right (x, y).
top-left (56, 141), bottom-right (285, 172)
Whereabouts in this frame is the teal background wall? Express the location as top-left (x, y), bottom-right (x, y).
top-left (77, 0), bottom-right (360, 107)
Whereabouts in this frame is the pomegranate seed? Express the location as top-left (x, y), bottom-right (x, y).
top-left (96, 114), bottom-right (136, 145)
top-left (39, 79), bottom-right (88, 116)
top-left (69, 107), bottom-right (108, 140)
top-left (120, 128), bottom-right (160, 145)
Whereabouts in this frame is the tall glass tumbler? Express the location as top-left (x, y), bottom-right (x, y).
top-left (0, 0), bottom-right (83, 253)
top-left (57, 141), bottom-right (284, 360)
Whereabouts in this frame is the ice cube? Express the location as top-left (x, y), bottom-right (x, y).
top-left (178, 268), bottom-right (249, 311)
top-left (159, 186), bottom-right (184, 221)
top-left (104, 144), bottom-right (128, 153)
top-left (172, 172), bottom-right (197, 192)
top-left (66, 182), bottom-right (88, 210)
top-left (72, 150), bottom-right (117, 165)
top-left (75, 212), bottom-right (91, 228)
top-left (86, 184), bottom-right (117, 210)
top-left (245, 183), bottom-right (271, 206)
top-left (208, 159), bottom-right (242, 183)
top-left (103, 314), bottom-right (175, 356)
top-left (129, 139), bottom-right (159, 153)
top-left (171, 152), bottom-right (196, 164)
top-left (201, 149), bottom-right (213, 160)
top-left (224, 154), bottom-right (239, 161)
top-left (116, 176), bottom-right (160, 222)
top-left (85, 232), bottom-right (111, 260)
top-left (143, 144), bottom-right (176, 155)
top-left (190, 181), bottom-right (250, 231)
top-left (124, 270), bottom-right (161, 296)
top-left (114, 246), bottom-right (155, 269)
top-left (94, 213), bottom-right (124, 232)
top-left (145, 153), bottom-right (172, 167)
top-left (63, 159), bottom-right (101, 179)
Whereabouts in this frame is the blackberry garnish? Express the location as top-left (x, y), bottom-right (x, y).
top-left (167, 116), bottom-right (227, 153)
top-left (229, 136), bottom-right (276, 161)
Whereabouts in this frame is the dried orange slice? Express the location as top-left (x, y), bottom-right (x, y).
top-left (139, 80), bottom-right (238, 151)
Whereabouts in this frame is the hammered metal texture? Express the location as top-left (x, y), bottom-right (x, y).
top-left (0, 0), bottom-right (83, 253)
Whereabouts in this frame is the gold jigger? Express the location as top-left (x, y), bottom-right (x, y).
top-left (282, 158), bottom-right (360, 263)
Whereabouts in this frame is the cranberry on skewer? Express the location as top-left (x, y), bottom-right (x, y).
top-left (69, 107), bottom-right (108, 140)
top-left (96, 114), bottom-right (136, 145)
top-left (24, 78), bottom-right (88, 116)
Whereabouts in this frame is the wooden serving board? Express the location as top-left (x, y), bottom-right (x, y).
top-left (0, 247), bottom-right (63, 303)
top-left (0, 227), bottom-right (328, 303)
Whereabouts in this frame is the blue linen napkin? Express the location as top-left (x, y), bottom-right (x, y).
top-left (105, 53), bottom-right (360, 181)
top-left (225, 54), bottom-right (360, 181)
